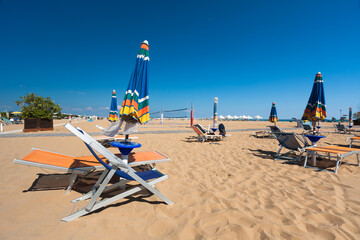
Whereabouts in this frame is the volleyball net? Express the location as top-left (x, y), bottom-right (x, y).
top-left (149, 108), bottom-right (189, 119)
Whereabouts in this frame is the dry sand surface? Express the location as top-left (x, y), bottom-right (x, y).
top-left (1, 120), bottom-right (360, 239)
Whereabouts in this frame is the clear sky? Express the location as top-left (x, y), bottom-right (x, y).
top-left (0, 0), bottom-right (359, 119)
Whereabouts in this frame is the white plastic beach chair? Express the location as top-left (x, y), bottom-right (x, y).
top-left (62, 123), bottom-right (173, 222)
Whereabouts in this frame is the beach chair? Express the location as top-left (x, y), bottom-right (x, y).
top-left (193, 124), bottom-right (213, 134)
top-left (347, 135), bottom-right (360, 148)
top-left (254, 130), bottom-right (271, 138)
top-left (274, 132), bottom-right (311, 162)
top-left (303, 145), bottom-right (360, 173)
top-left (61, 123), bottom-right (173, 222)
top-left (191, 125), bottom-right (222, 142)
top-left (14, 148), bottom-right (105, 193)
top-left (301, 124), bottom-right (313, 134)
top-left (218, 123), bottom-right (231, 139)
top-left (268, 125), bottom-right (284, 139)
top-left (333, 124), bottom-right (347, 134)
top-left (14, 145), bottom-right (169, 194)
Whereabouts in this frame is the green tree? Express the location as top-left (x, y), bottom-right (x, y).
top-left (15, 93), bottom-right (62, 120)
top-left (353, 111), bottom-right (360, 120)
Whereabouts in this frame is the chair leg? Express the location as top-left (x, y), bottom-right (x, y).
top-left (275, 146), bottom-right (283, 158)
top-left (85, 167), bottom-right (117, 211)
top-left (66, 173), bottom-right (78, 194)
top-left (62, 176), bottom-right (169, 222)
top-left (334, 156), bottom-right (340, 174)
top-left (72, 168), bottom-right (110, 203)
top-left (303, 152), bottom-right (309, 168)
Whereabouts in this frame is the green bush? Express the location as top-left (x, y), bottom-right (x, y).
top-left (15, 93), bottom-right (62, 120)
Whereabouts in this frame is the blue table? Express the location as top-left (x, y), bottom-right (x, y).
top-left (110, 141), bottom-right (142, 164)
top-left (304, 135), bottom-right (326, 166)
top-left (211, 128), bottom-right (218, 133)
top-left (304, 135), bottom-right (326, 146)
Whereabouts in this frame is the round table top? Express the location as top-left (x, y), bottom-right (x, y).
top-left (110, 141), bottom-right (142, 149)
top-left (304, 134), bottom-right (326, 143)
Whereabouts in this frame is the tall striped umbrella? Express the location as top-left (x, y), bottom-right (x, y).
top-left (119, 40), bottom-right (150, 124)
top-left (349, 107), bottom-right (353, 127)
top-left (269, 102), bottom-right (278, 125)
top-left (108, 90), bottom-right (119, 122)
top-left (302, 72), bottom-right (326, 131)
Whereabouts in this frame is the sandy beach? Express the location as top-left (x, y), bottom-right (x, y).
top-left (1, 119), bottom-right (359, 239)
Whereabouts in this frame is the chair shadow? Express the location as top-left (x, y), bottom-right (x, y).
top-left (23, 170), bottom-right (166, 209)
top-left (248, 148), bottom-right (339, 168)
top-left (248, 149), bottom-right (297, 165)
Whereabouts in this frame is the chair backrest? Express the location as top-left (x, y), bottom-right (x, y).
top-left (268, 125), bottom-right (283, 133)
top-left (193, 124), bottom-right (208, 134)
top-left (334, 124), bottom-right (346, 131)
top-left (218, 123), bottom-right (226, 136)
top-left (303, 124), bottom-right (312, 131)
top-left (65, 124), bottom-right (136, 178)
top-left (338, 124), bottom-right (346, 131)
top-left (268, 125), bottom-right (283, 139)
top-left (276, 132), bottom-right (305, 151)
top-left (192, 125), bottom-right (205, 136)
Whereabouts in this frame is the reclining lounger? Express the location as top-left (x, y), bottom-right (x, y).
top-left (62, 123), bottom-right (173, 222)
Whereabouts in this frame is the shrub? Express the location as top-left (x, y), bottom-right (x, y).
top-left (15, 93), bottom-right (62, 120)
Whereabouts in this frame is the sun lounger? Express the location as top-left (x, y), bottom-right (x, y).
top-left (254, 130), bottom-right (271, 138)
top-left (218, 123), bottom-right (231, 139)
top-left (191, 125), bottom-right (223, 142)
top-left (61, 123), bottom-right (173, 222)
top-left (347, 135), bottom-right (360, 148)
top-left (14, 148), bottom-right (105, 193)
top-left (303, 145), bottom-right (360, 173)
top-left (301, 124), bottom-right (313, 134)
top-left (274, 132), bottom-right (311, 162)
top-left (14, 147), bottom-right (169, 195)
top-left (333, 124), bottom-right (347, 134)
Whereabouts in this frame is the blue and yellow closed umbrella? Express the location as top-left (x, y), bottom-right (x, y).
top-left (108, 90), bottom-right (119, 122)
top-left (269, 102), bottom-right (278, 125)
top-left (119, 40), bottom-right (150, 124)
top-left (302, 72), bottom-right (326, 131)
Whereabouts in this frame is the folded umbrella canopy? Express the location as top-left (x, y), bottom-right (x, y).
top-left (108, 90), bottom-right (119, 122)
top-left (349, 107), bottom-right (353, 126)
top-left (269, 102), bottom-right (278, 125)
top-left (302, 72), bottom-right (326, 131)
top-left (120, 40), bottom-right (150, 125)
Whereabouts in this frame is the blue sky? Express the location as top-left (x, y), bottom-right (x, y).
top-left (0, 0), bottom-right (359, 119)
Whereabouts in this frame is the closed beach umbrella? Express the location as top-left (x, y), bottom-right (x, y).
top-left (269, 102), bottom-right (278, 125)
top-left (108, 90), bottom-right (119, 122)
top-left (120, 40), bottom-right (150, 125)
top-left (349, 107), bottom-right (353, 126)
top-left (301, 72), bottom-right (326, 131)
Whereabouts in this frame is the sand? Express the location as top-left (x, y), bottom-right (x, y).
top-left (1, 120), bottom-right (360, 239)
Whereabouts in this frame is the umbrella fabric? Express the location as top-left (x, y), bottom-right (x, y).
top-left (108, 90), bottom-right (119, 122)
top-left (269, 102), bottom-right (278, 123)
top-left (120, 40), bottom-right (150, 124)
top-left (349, 107), bottom-right (353, 125)
top-left (302, 72), bottom-right (326, 122)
